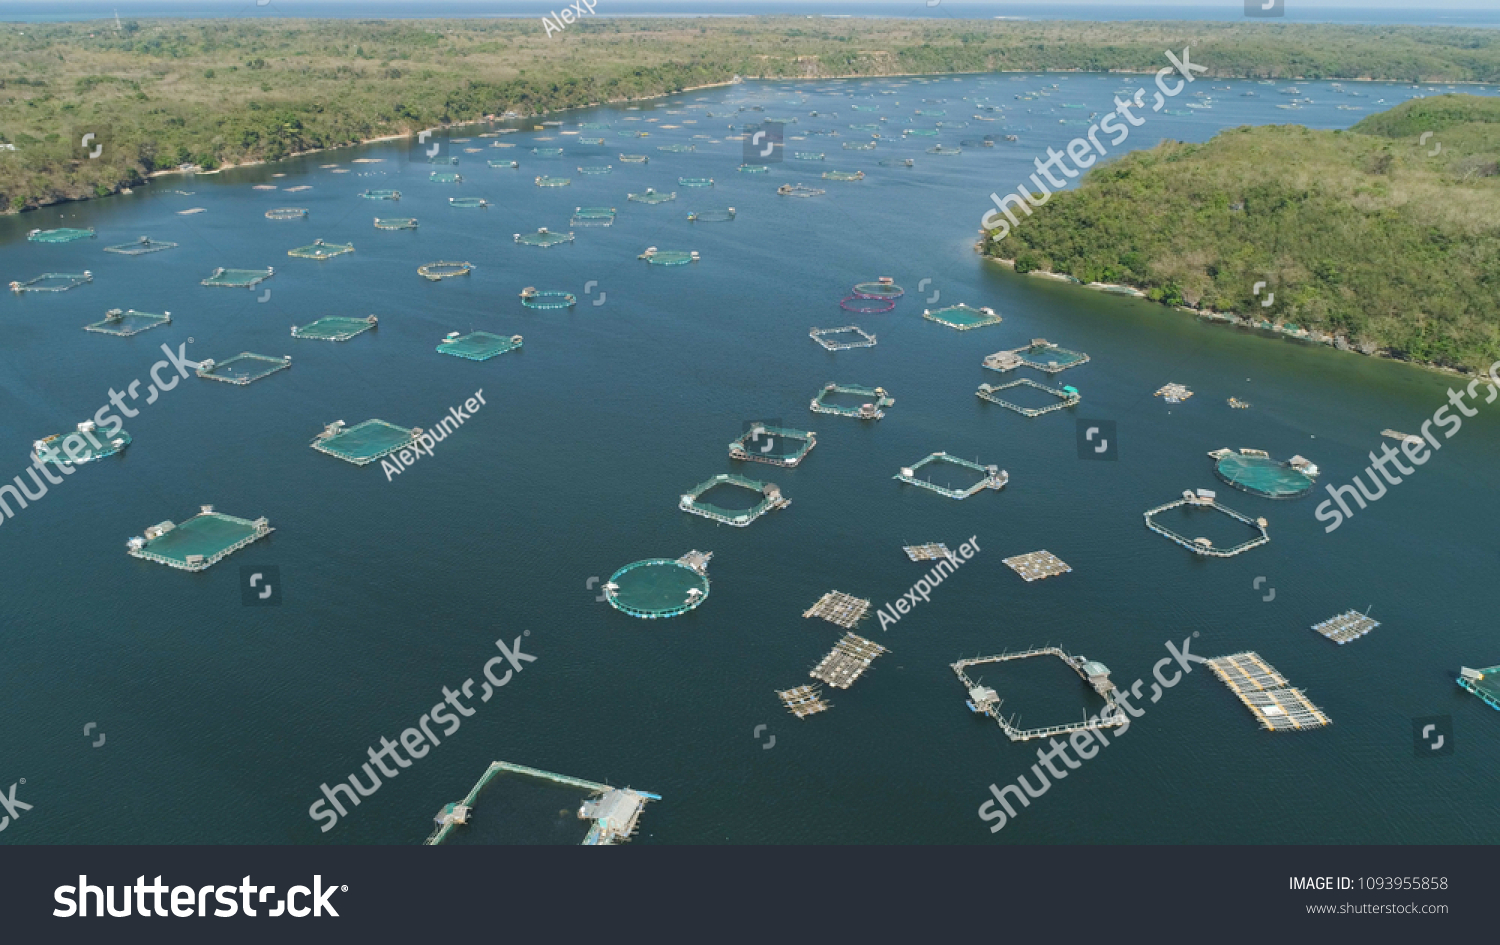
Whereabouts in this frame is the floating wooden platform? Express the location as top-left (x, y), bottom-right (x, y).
top-left (1205, 652), bottom-right (1331, 731)
top-left (1155, 383), bottom-right (1193, 402)
top-left (777, 684), bottom-right (831, 718)
top-left (811, 633), bottom-right (889, 689)
top-left (803, 591), bottom-right (871, 629)
top-left (1311, 609), bottom-right (1379, 645)
top-left (903, 543), bottom-right (955, 562)
top-left (1002, 550), bottom-right (1072, 582)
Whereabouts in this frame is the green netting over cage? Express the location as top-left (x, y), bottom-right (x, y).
top-left (842, 140), bottom-right (877, 151)
top-left (570, 207), bottom-right (617, 227)
top-left (639, 247), bottom-right (698, 266)
top-left (202, 267), bottom-right (274, 288)
top-left (430, 172), bottom-right (462, 183)
top-left (514, 228), bottom-right (574, 247)
top-left (823, 170), bottom-right (865, 181)
top-left (658, 144), bottom-right (696, 153)
top-left (11, 271), bottom-right (93, 293)
top-left (879, 158), bottom-right (914, 168)
top-left (376, 217), bottom-right (419, 230)
top-left (604, 557), bottom-right (711, 619)
top-left (619, 154), bottom-right (649, 163)
top-left (418, 260), bottom-right (474, 280)
top-left (487, 159), bottom-right (519, 168)
top-left (678, 177), bottom-right (714, 188)
top-left (924, 303), bottom-right (1001, 330)
top-left (28, 227), bottom-right (95, 243)
top-left (628, 188), bottom-right (676, 204)
top-left (532, 147), bottom-right (564, 157)
top-left (520, 287), bottom-right (577, 309)
top-left (904, 129), bottom-right (939, 137)
top-left (436, 331), bottom-right (524, 361)
top-left (578, 137), bottom-right (606, 146)
top-left (105, 236), bottom-right (178, 255)
top-left (927, 145), bottom-right (963, 155)
top-left (196, 352), bottom-right (292, 385)
top-left (362, 188), bottom-right (401, 200)
top-left (288, 240), bottom-right (354, 260)
top-left (1015, 342), bottom-right (1089, 372)
top-left (1214, 453), bottom-right (1318, 499)
top-left (34, 423), bottom-right (130, 466)
top-left (535, 176), bottom-right (571, 187)
top-left (85, 308), bottom-right (171, 336)
top-left (449, 197), bottom-right (488, 208)
top-left (429, 155), bottom-right (459, 165)
top-left (265, 207), bottom-right (308, 220)
top-left (311, 419), bottom-right (417, 465)
top-left (777, 183), bottom-right (824, 197)
top-left (687, 207), bottom-right (736, 222)
top-left (126, 508), bottom-right (273, 572)
top-left (728, 423), bottom-right (817, 467)
top-left (577, 164), bottom-right (612, 175)
top-left (792, 152), bottom-right (826, 161)
top-left (810, 382), bottom-right (894, 419)
top-left (679, 473), bottom-right (789, 527)
top-left (292, 315), bottom-right (378, 341)
top-left (738, 164), bottom-right (769, 174)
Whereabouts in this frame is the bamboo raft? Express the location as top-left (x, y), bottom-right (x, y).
top-left (802, 591), bottom-right (871, 629)
top-left (777, 684), bottom-right (831, 718)
top-left (810, 633), bottom-right (889, 689)
top-left (1204, 652), bottom-right (1331, 731)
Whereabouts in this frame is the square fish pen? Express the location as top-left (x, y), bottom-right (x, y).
top-left (977, 379), bottom-right (1080, 417)
top-left (679, 473), bottom-right (790, 527)
top-left (1002, 550), bottom-right (1072, 582)
top-left (126, 506), bottom-right (273, 572)
top-left (729, 423), bottom-right (816, 467)
top-left (27, 227), bottom-right (95, 243)
top-left (924, 303), bottom-right (1001, 331)
top-left (810, 383), bottom-right (893, 420)
top-left (1205, 652), bottom-right (1331, 731)
top-left (429, 172), bottom-right (463, 183)
top-left (1143, 490), bottom-right (1270, 558)
top-left (1311, 609), bottom-right (1379, 645)
top-left (311, 419), bottom-right (419, 466)
top-left (811, 634), bottom-right (889, 689)
top-left (292, 316), bottom-right (378, 341)
top-left (11, 271), bottom-right (92, 293)
top-left (436, 331), bottom-right (523, 361)
top-left (375, 217), bottom-right (418, 230)
top-left (895, 452), bottom-right (1008, 499)
top-left (984, 339), bottom-right (1090, 374)
top-left (288, 239), bottom-right (354, 259)
top-left (196, 352), bottom-right (292, 385)
top-left (85, 308), bottom-right (171, 336)
top-left (361, 188), bottom-right (401, 200)
top-left (802, 591), bottom-right (871, 629)
top-left (105, 236), bottom-right (178, 255)
top-left (201, 267), bottom-right (273, 288)
top-left (810, 326), bottom-right (877, 350)
top-left (1458, 666), bottom-right (1500, 711)
top-left (570, 207), bottom-right (617, 227)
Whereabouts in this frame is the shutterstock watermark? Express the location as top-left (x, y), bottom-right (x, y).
top-left (979, 47), bottom-right (1207, 238)
top-left (1314, 361), bottom-right (1500, 533)
top-left (978, 634), bottom-right (1204, 833)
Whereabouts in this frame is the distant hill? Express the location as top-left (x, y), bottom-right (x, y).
top-left (982, 95), bottom-right (1500, 374)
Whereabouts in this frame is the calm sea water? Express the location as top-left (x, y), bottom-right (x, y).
top-left (3, 73), bottom-right (1499, 845)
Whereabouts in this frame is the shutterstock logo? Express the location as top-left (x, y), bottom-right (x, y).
top-left (54, 876), bottom-right (345, 917)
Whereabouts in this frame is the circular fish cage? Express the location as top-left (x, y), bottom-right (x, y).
top-left (839, 295), bottom-right (896, 314)
top-left (605, 558), bottom-right (711, 619)
top-left (519, 288), bottom-right (578, 310)
top-left (417, 260), bottom-right (475, 281)
top-left (851, 278), bottom-right (904, 299)
top-left (1213, 453), bottom-right (1317, 499)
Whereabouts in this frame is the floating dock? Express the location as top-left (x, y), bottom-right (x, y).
top-left (1002, 550), bottom-right (1072, 582)
top-left (729, 423), bottom-right (816, 467)
top-left (1311, 609), bottom-right (1379, 645)
top-left (810, 326), bottom-right (877, 350)
top-left (1205, 652), bottom-right (1331, 731)
top-left (604, 550), bottom-right (712, 619)
top-left (1458, 666), bottom-right (1500, 711)
top-left (811, 633), bottom-right (889, 689)
top-left (85, 308), bottom-right (171, 337)
top-left (803, 591), bottom-right (871, 629)
top-left (895, 452), bottom-right (1008, 499)
top-left (679, 473), bottom-right (789, 527)
top-left (951, 648), bottom-right (1125, 742)
top-left (982, 339), bottom-right (1090, 374)
top-left (810, 383), bottom-right (893, 420)
top-left (903, 543), bottom-right (955, 562)
top-left (977, 378), bottom-right (1080, 417)
top-left (1155, 382), bottom-right (1193, 402)
top-left (777, 684), bottom-right (831, 718)
top-left (1382, 429), bottom-right (1420, 443)
top-left (425, 761), bottom-right (660, 846)
top-left (126, 505), bottom-right (273, 572)
top-left (1143, 489), bottom-right (1270, 557)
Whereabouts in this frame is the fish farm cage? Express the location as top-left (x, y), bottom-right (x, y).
top-left (311, 419), bottom-right (419, 466)
top-left (878, 158), bottom-right (915, 168)
top-left (449, 196), bottom-right (489, 209)
top-left (658, 144), bottom-right (696, 153)
top-left (34, 422), bottom-right (131, 466)
top-left (288, 239), bottom-right (354, 260)
top-left (27, 227), bottom-right (95, 243)
top-left (679, 473), bottom-right (790, 527)
top-left (823, 170), bottom-right (865, 181)
top-left (778, 184), bottom-right (825, 198)
top-left (852, 278), bottom-right (904, 299)
top-left (678, 177), bottom-right (714, 188)
top-left (429, 155), bottom-right (459, 165)
top-left (196, 352), bottom-right (292, 386)
top-left (579, 138), bottom-right (607, 146)
top-left (570, 207), bottom-right (617, 227)
top-left (1210, 449), bottom-right (1319, 499)
top-left (514, 229), bottom-right (575, 248)
top-left (810, 383), bottom-right (894, 420)
top-left (11, 271), bottom-right (92, 293)
top-left (905, 129), bottom-right (939, 137)
top-left (619, 154), bottom-right (649, 163)
top-left (577, 164), bottom-right (612, 174)
top-left (375, 217), bottom-right (419, 230)
top-left (687, 208), bottom-right (736, 222)
top-left (927, 145), bottom-right (963, 155)
top-left (104, 236), bottom-right (178, 255)
top-left (532, 147), bottom-right (564, 157)
top-left (202, 267), bottom-right (273, 288)
top-left (264, 208), bottom-right (308, 220)
top-left (628, 188), bottom-right (677, 204)
top-left (639, 248), bottom-right (698, 266)
top-left (85, 308), bottom-right (171, 337)
top-left (487, 159), bottom-right (519, 169)
top-left (292, 315), bottom-right (378, 341)
top-left (842, 141), bottom-right (877, 150)
top-left (810, 326), bottom-right (877, 351)
top-left (579, 122), bottom-right (610, 130)
top-left (894, 452), bottom-right (1008, 500)
top-left (983, 340), bottom-right (1090, 374)
top-left (976, 379), bottom-right (1080, 417)
top-left (924, 303), bottom-right (1001, 331)
top-left (1458, 666), bottom-right (1500, 712)
top-left (126, 506), bottom-right (273, 572)
top-left (603, 551), bottom-right (713, 619)
top-left (520, 287), bottom-right (577, 309)
top-left (436, 331), bottom-right (523, 361)
top-left (1143, 490), bottom-right (1271, 557)
top-left (535, 176), bottom-right (572, 187)
top-left (429, 172), bottom-right (462, 183)
top-left (361, 188), bottom-right (400, 200)
top-left (419, 261), bottom-right (474, 280)
top-left (840, 294), bottom-right (895, 313)
top-left (739, 164), bottom-right (769, 174)
top-left (729, 423), bottom-right (817, 467)
top-left (793, 152), bottom-right (826, 161)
